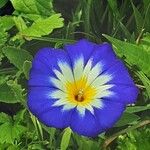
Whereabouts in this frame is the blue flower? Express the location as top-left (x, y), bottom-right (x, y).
top-left (27, 39), bottom-right (139, 137)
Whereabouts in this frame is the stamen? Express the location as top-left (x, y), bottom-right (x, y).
top-left (75, 89), bottom-right (84, 102)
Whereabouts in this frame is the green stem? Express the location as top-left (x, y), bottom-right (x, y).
top-left (0, 68), bottom-right (17, 75)
top-left (30, 37), bottom-right (75, 44)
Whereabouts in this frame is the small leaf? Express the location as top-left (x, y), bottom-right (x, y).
top-left (36, 119), bottom-right (44, 140)
top-left (115, 113), bottom-right (140, 127)
top-left (0, 27), bottom-right (7, 47)
top-left (11, 0), bottom-right (54, 17)
top-left (140, 33), bottom-right (150, 52)
top-left (2, 46), bottom-right (33, 71)
top-left (0, 123), bottom-right (26, 144)
top-left (119, 21), bottom-right (131, 40)
top-left (14, 109), bottom-right (26, 124)
top-left (0, 16), bottom-right (15, 31)
top-left (20, 14), bottom-right (64, 38)
top-left (126, 104), bottom-right (150, 113)
top-left (7, 80), bottom-right (24, 102)
top-left (0, 17), bottom-right (13, 47)
top-left (13, 16), bottom-right (27, 32)
top-left (0, 0), bottom-right (8, 8)
top-left (30, 113), bottom-right (43, 140)
top-left (23, 60), bottom-right (32, 79)
top-left (117, 127), bottom-right (150, 150)
top-left (0, 113), bottom-right (26, 144)
top-left (131, 2), bottom-right (144, 32)
top-left (61, 128), bottom-right (72, 150)
top-left (136, 71), bottom-right (150, 98)
top-left (0, 112), bottom-right (11, 124)
top-left (0, 83), bottom-right (22, 103)
top-left (103, 34), bottom-right (150, 77)
top-left (107, 0), bottom-right (120, 18)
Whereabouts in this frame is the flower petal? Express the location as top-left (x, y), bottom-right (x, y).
top-left (106, 84), bottom-right (139, 104)
top-left (90, 43), bottom-right (117, 72)
top-left (65, 39), bottom-right (96, 64)
top-left (65, 39), bottom-right (96, 81)
top-left (27, 87), bottom-right (55, 116)
top-left (70, 109), bottom-right (103, 137)
top-left (28, 47), bottom-right (72, 87)
top-left (103, 60), bottom-right (135, 85)
top-left (95, 100), bottom-right (125, 130)
top-left (28, 87), bottom-right (74, 128)
top-left (83, 43), bottom-right (117, 84)
top-left (37, 107), bottom-right (74, 128)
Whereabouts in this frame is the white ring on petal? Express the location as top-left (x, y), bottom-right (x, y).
top-left (87, 62), bottom-right (103, 84)
top-left (58, 61), bottom-right (74, 82)
top-left (73, 56), bottom-right (84, 81)
top-left (50, 57), bottom-right (114, 116)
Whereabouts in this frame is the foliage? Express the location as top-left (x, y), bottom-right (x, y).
top-left (117, 127), bottom-right (150, 150)
top-left (0, 110), bottom-right (26, 144)
top-left (0, 0), bottom-right (150, 149)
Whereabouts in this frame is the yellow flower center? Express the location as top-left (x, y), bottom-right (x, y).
top-left (66, 77), bottom-right (97, 106)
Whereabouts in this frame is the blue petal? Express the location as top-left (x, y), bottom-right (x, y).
top-left (65, 39), bottom-right (96, 65)
top-left (95, 100), bottom-right (125, 130)
top-left (28, 47), bottom-right (71, 87)
top-left (70, 109), bottom-right (103, 137)
top-left (28, 73), bottom-right (51, 87)
top-left (104, 60), bottom-right (136, 85)
top-left (90, 43), bottom-right (117, 71)
top-left (106, 84), bottom-right (139, 104)
top-left (27, 87), bottom-right (55, 116)
top-left (28, 87), bottom-right (73, 128)
top-left (38, 107), bottom-right (74, 128)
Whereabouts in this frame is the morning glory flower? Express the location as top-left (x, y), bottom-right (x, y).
top-left (27, 39), bottom-right (138, 137)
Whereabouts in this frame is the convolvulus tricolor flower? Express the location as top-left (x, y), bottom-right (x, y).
top-left (27, 39), bottom-right (138, 137)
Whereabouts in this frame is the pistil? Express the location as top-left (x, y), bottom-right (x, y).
top-left (75, 89), bottom-right (84, 102)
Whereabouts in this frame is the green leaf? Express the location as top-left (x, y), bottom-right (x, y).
top-left (107, 0), bottom-right (120, 18)
top-left (103, 34), bottom-right (150, 77)
top-left (126, 104), bottom-right (150, 113)
top-left (36, 119), bottom-right (44, 140)
top-left (0, 17), bottom-right (13, 47)
top-left (0, 81), bottom-right (24, 103)
top-left (81, 0), bottom-right (92, 36)
top-left (136, 71), bottom-right (150, 98)
top-left (0, 16), bottom-right (15, 31)
top-left (117, 128), bottom-right (150, 150)
top-left (0, 0), bottom-right (8, 8)
top-left (119, 21), bottom-right (131, 40)
top-left (20, 14), bottom-right (64, 38)
top-left (0, 123), bottom-right (26, 144)
top-left (131, 2), bottom-right (144, 32)
top-left (0, 27), bottom-right (7, 47)
top-left (74, 134), bottom-right (100, 150)
top-left (115, 113), bottom-right (140, 127)
top-left (30, 114), bottom-right (44, 140)
top-left (2, 46), bottom-right (33, 71)
top-left (0, 83), bottom-right (20, 103)
top-left (61, 128), bottom-right (72, 150)
top-left (140, 33), bottom-right (150, 52)
top-left (6, 145), bottom-right (20, 150)
top-left (7, 80), bottom-right (24, 101)
top-left (0, 113), bottom-right (26, 144)
top-left (13, 16), bottom-right (27, 32)
top-left (14, 109), bottom-right (26, 124)
top-left (11, 0), bottom-right (54, 17)
top-left (23, 60), bottom-right (32, 79)
top-left (0, 113), bottom-right (11, 124)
